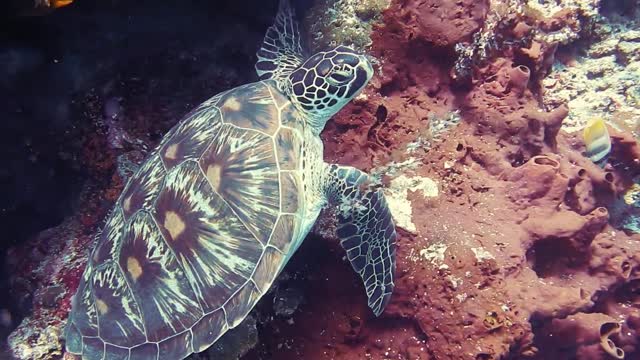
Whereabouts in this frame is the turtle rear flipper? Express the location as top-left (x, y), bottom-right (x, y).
top-left (325, 164), bottom-right (397, 316)
top-left (255, 0), bottom-right (306, 84)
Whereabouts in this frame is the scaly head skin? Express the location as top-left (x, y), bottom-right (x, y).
top-left (284, 45), bottom-right (373, 134)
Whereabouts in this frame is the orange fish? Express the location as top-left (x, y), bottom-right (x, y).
top-left (51, 0), bottom-right (74, 8)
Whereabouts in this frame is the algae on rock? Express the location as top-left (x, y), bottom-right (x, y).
top-left (542, 7), bottom-right (640, 133)
top-left (303, 0), bottom-right (390, 52)
top-left (453, 0), bottom-right (604, 81)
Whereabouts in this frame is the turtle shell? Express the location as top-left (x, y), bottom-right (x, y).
top-left (65, 81), bottom-right (307, 359)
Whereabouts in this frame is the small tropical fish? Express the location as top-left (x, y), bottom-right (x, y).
top-left (583, 117), bottom-right (611, 168)
top-left (15, 0), bottom-right (74, 16)
top-left (51, 0), bottom-right (74, 8)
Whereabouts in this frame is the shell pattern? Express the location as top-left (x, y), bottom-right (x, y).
top-left (65, 80), bottom-right (310, 359)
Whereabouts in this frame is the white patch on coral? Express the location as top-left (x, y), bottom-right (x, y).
top-left (384, 175), bottom-right (438, 232)
top-left (447, 275), bottom-right (463, 289)
top-left (370, 157), bottom-right (420, 179)
top-left (354, 92), bottom-right (368, 102)
top-left (418, 243), bottom-right (448, 269)
top-left (471, 247), bottom-right (495, 262)
top-left (406, 111), bottom-right (462, 154)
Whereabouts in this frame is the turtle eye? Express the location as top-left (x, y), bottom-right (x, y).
top-left (326, 66), bottom-right (354, 86)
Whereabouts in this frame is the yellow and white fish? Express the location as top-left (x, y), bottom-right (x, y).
top-left (583, 117), bottom-right (611, 168)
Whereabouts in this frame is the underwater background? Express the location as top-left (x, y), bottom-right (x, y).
top-left (1, 0), bottom-right (639, 359)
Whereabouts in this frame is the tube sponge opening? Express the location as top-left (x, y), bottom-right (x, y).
top-left (599, 322), bottom-right (625, 359)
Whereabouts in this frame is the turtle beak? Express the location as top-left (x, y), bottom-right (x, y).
top-left (346, 58), bottom-right (373, 98)
top-left (356, 55), bottom-right (374, 91)
top-left (361, 56), bottom-right (374, 81)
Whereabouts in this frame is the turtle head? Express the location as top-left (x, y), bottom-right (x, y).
top-left (286, 46), bottom-right (373, 133)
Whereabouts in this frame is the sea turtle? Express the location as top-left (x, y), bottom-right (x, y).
top-left (64, 1), bottom-right (397, 359)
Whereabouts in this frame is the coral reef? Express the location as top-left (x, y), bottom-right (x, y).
top-left (7, 215), bottom-right (99, 359)
top-left (279, 0), bottom-right (640, 358)
top-left (3, 0), bottom-right (640, 359)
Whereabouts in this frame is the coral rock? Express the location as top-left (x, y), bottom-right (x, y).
top-left (539, 313), bottom-right (626, 360)
top-left (398, 0), bottom-right (488, 47)
top-left (506, 155), bottom-right (569, 208)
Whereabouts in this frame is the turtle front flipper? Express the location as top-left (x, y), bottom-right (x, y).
top-left (325, 164), bottom-right (397, 316)
top-left (255, 0), bottom-right (306, 84)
